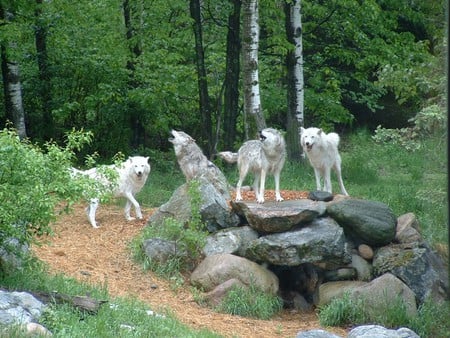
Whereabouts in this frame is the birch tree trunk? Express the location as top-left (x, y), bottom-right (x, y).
top-left (1, 46), bottom-right (27, 139)
top-left (223, 0), bottom-right (241, 150)
top-left (190, 0), bottom-right (213, 157)
top-left (242, 0), bottom-right (266, 132)
top-left (285, 0), bottom-right (304, 161)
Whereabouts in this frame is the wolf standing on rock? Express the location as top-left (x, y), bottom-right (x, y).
top-left (219, 128), bottom-right (287, 203)
top-left (300, 127), bottom-right (348, 196)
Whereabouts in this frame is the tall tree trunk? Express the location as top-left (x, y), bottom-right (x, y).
top-left (285, 0), bottom-right (304, 161)
top-left (242, 0), bottom-right (266, 133)
top-left (0, 4), bottom-right (26, 139)
top-left (190, 0), bottom-right (213, 157)
top-left (123, 0), bottom-right (144, 148)
top-left (1, 45), bottom-right (27, 139)
top-left (223, 0), bottom-right (241, 150)
top-left (35, 0), bottom-right (53, 139)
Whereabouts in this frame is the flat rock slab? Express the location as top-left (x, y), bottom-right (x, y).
top-left (231, 200), bottom-right (326, 233)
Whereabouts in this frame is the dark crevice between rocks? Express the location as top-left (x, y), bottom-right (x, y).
top-left (268, 263), bottom-right (324, 311)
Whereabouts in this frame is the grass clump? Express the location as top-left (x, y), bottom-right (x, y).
top-left (215, 284), bottom-right (283, 320)
top-left (318, 293), bottom-right (450, 338)
top-left (131, 179), bottom-right (208, 284)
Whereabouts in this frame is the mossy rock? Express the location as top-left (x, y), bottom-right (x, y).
top-left (326, 199), bottom-right (396, 246)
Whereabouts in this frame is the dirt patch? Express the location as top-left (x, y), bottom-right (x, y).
top-left (32, 190), bottom-right (348, 338)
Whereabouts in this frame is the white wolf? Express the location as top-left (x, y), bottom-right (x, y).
top-left (219, 128), bottom-right (286, 203)
top-left (300, 127), bottom-right (348, 196)
top-left (72, 156), bottom-right (150, 228)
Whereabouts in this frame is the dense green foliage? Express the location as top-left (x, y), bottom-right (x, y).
top-left (0, 128), bottom-right (92, 263)
top-left (0, 0), bottom-right (445, 157)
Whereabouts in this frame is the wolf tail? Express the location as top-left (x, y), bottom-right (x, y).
top-left (218, 151), bottom-right (239, 164)
top-left (327, 132), bottom-right (340, 147)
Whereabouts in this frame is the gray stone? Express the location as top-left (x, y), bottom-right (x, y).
top-left (324, 268), bottom-right (356, 281)
top-left (396, 213), bottom-right (422, 244)
top-left (296, 329), bottom-right (342, 338)
top-left (142, 238), bottom-right (186, 264)
top-left (373, 243), bottom-right (449, 304)
top-left (190, 254), bottom-right (279, 294)
top-left (244, 217), bottom-right (351, 267)
top-left (326, 198), bottom-right (396, 246)
top-left (0, 291), bottom-right (45, 325)
top-left (358, 244), bottom-right (374, 260)
top-left (351, 254), bottom-right (372, 281)
top-left (148, 178), bottom-right (240, 232)
top-left (231, 199), bottom-right (326, 233)
top-left (348, 325), bottom-right (420, 338)
top-left (349, 273), bottom-right (417, 317)
top-left (308, 190), bottom-right (334, 202)
top-left (203, 278), bottom-right (246, 306)
top-left (318, 281), bottom-right (366, 306)
top-left (202, 226), bottom-right (259, 257)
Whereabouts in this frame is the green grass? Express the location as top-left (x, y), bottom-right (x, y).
top-left (215, 283), bottom-right (283, 320)
top-left (318, 292), bottom-right (450, 338)
top-left (0, 259), bottom-right (221, 338)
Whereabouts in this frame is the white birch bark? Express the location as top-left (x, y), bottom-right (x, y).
top-left (6, 61), bottom-right (27, 139)
top-left (242, 0), bottom-right (265, 131)
top-left (291, 0), bottom-right (304, 129)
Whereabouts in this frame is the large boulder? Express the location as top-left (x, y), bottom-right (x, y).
top-left (147, 177), bottom-right (240, 232)
top-left (326, 199), bottom-right (396, 246)
top-left (244, 217), bottom-right (351, 268)
top-left (373, 243), bottom-right (449, 304)
top-left (232, 200), bottom-right (326, 233)
top-left (202, 226), bottom-right (259, 257)
top-left (318, 280), bottom-right (366, 306)
top-left (190, 254), bottom-right (279, 294)
top-left (347, 325), bottom-right (420, 338)
top-left (0, 291), bottom-right (45, 325)
top-left (349, 273), bottom-right (417, 317)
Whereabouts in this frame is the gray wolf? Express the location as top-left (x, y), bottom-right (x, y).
top-left (72, 156), bottom-right (150, 228)
top-left (219, 128), bottom-right (286, 203)
top-left (300, 127), bottom-right (348, 195)
top-left (168, 130), bottom-right (230, 197)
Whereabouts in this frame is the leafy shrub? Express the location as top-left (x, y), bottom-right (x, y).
top-left (372, 104), bottom-right (446, 151)
top-left (215, 283), bottom-right (283, 320)
top-left (0, 128), bottom-right (96, 267)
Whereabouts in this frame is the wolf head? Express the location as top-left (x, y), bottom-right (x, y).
top-left (300, 127), bottom-right (322, 152)
top-left (127, 156), bottom-right (150, 179)
top-left (259, 128), bottom-right (286, 152)
top-left (168, 130), bottom-right (197, 155)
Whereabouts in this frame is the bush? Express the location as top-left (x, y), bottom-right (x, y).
top-left (0, 128), bottom-right (95, 268)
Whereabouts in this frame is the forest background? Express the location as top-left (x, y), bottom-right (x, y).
top-left (0, 0), bottom-right (446, 161)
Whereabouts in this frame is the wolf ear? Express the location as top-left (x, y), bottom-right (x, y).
top-left (300, 127), bottom-right (305, 134)
top-left (318, 129), bottom-right (323, 135)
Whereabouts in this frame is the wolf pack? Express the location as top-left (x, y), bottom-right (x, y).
top-left (72, 126), bottom-right (348, 228)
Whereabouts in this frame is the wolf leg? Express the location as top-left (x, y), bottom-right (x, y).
top-left (124, 193), bottom-right (141, 220)
top-left (257, 170), bottom-right (266, 203)
top-left (274, 171), bottom-right (284, 202)
top-left (86, 198), bottom-right (100, 228)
